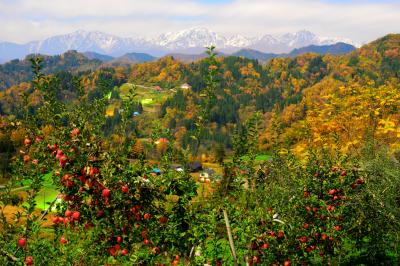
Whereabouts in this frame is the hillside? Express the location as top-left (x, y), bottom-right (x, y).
top-left (167, 43), bottom-right (355, 63)
top-left (105, 52), bottom-right (157, 67)
top-left (0, 42), bottom-right (358, 92)
top-left (0, 34), bottom-right (398, 155)
top-left (83, 51), bottom-right (114, 62)
top-left (154, 34), bottom-right (400, 155)
top-left (0, 50), bottom-right (102, 90)
top-left (231, 49), bottom-right (278, 61)
top-left (289, 42), bottom-right (356, 56)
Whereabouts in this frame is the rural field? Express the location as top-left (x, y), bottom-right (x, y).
top-left (0, 1), bottom-right (400, 265)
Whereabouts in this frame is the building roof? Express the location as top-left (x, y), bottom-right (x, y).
top-left (180, 83), bottom-right (192, 89)
top-left (188, 161), bottom-right (203, 172)
top-left (155, 138), bottom-right (169, 145)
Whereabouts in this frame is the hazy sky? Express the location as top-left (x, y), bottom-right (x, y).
top-left (0, 0), bottom-right (399, 43)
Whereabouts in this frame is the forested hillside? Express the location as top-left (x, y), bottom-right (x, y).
top-left (0, 50), bottom-right (102, 90)
top-left (1, 35), bottom-right (399, 158)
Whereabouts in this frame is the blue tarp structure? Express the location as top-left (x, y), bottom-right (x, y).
top-left (133, 111), bottom-right (140, 116)
top-left (152, 168), bottom-right (161, 174)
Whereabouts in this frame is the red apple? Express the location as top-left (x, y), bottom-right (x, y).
top-left (108, 247), bottom-right (116, 257)
top-left (25, 256), bottom-right (33, 265)
top-left (60, 236), bottom-right (68, 244)
top-left (284, 260), bottom-right (291, 266)
top-left (59, 155), bottom-right (68, 167)
top-left (55, 149), bottom-right (63, 159)
top-left (328, 189), bottom-right (337, 195)
top-left (24, 138), bottom-right (32, 146)
top-left (18, 237), bottom-right (26, 248)
top-left (334, 225), bottom-right (341, 231)
top-left (356, 178), bottom-right (365, 184)
top-left (72, 211), bottom-right (80, 220)
top-left (70, 128), bottom-right (80, 138)
top-left (96, 210), bottom-right (104, 218)
top-left (261, 243), bottom-right (270, 249)
top-left (299, 236), bottom-right (308, 243)
top-left (89, 167), bottom-right (99, 177)
top-left (141, 230), bottom-right (148, 239)
top-left (52, 217), bottom-right (59, 224)
top-left (23, 155), bottom-right (30, 163)
top-left (66, 180), bottom-right (73, 188)
top-left (121, 185), bottom-right (129, 193)
top-left (102, 189), bottom-right (110, 197)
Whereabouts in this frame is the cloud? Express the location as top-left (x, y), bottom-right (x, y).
top-left (0, 0), bottom-right (399, 43)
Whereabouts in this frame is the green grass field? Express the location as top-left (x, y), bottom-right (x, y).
top-left (141, 98), bottom-right (153, 105)
top-left (108, 83), bottom-right (173, 116)
top-left (16, 172), bottom-right (59, 210)
top-left (240, 154), bottom-right (271, 162)
top-left (34, 187), bottom-right (59, 210)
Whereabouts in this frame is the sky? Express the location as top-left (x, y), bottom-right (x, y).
top-left (0, 0), bottom-right (399, 44)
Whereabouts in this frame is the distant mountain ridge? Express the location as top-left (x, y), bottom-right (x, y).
top-left (114, 52), bottom-right (156, 63)
top-left (0, 50), bottom-right (102, 90)
top-left (83, 51), bottom-right (114, 62)
top-left (92, 42), bottom-right (356, 64)
top-left (172, 42), bottom-right (356, 62)
top-left (289, 42), bottom-right (356, 57)
top-left (231, 49), bottom-right (278, 61)
top-left (0, 28), bottom-right (357, 63)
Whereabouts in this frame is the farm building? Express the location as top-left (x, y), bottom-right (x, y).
top-left (188, 161), bottom-right (202, 172)
top-left (171, 164), bottom-right (184, 172)
top-left (155, 138), bottom-right (169, 145)
top-left (180, 83), bottom-right (192, 90)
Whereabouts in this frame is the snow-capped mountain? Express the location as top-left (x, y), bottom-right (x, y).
top-left (25, 30), bottom-right (158, 57)
top-left (249, 30), bottom-right (357, 53)
top-left (27, 30), bottom-right (130, 55)
top-left (153, 27), bottom-right (227, 51)
top-left (0, 28), bottom-right (357, 63)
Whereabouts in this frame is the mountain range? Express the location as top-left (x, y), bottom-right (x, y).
top-left (0, 28), bottom-right (358, 63)
top-left (0, 42), bottom-right (357, 91)
top-left (160, 42), bottom-right (356, 63)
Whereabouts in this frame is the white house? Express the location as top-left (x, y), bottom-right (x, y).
top-left (180, 83), bottom-right (192, 90)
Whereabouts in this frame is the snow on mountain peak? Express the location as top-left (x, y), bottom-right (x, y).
top-left (0, 28), bottom-right (357, 61)
top-left (154, 27), bottom-right (227, 49)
